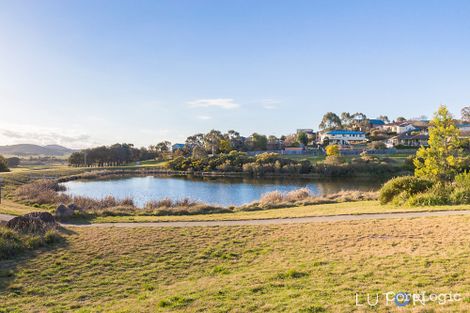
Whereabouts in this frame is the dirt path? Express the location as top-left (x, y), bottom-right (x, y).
top-left (2, 210), bottom-right (470, 227)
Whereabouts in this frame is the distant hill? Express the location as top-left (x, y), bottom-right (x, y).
top-left (0, 144), bottom-right (76, 156)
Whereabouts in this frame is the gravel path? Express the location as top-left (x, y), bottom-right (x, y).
top-left (2, 210), bottom-right (470, 227)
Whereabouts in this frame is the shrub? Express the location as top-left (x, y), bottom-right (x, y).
top-left (0, 155), bottom-right (9, 172)
top-left (285, 188), bottom-right (311, 202)
top-left (454, 171), bottom-right (470, 189)
top-left (406, 183), bottom-right (452, 206)
top-left (449, 172), bottom-right (470, 204)
top-left (323, 156), bottom-right (345, 165)
top-left (259, 191), bottom-right (284, 205)
top-left (367, 141), bottom-right (386, 150)
top-left (325, 145), bottom-right (340, 157)
top-left (379, 176), bottom-right (434, 204)
top-left (450, 188), bottom-right (470, 205)
top-left (0, 226), bottom-right (62, 260)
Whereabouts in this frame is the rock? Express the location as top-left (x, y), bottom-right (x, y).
top-left (6, 216), bottom-right (50, 234)
top-left (67, 203), bottom-right (82, 212)
top-left (23, 212), bottom-right (56, 225)
top-left (55, 204), bottom-right (74, 218)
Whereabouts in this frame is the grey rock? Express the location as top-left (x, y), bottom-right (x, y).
top-left (55, 204), bottom-right (74, 218)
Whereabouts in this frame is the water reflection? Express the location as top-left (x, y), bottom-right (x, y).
top-left (61, 175), bottom-right (386, 207)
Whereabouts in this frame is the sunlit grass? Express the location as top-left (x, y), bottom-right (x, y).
top-left (0, 215), bottom-right (468, 312)
top-left (90, 200), bottom-right (470, 223)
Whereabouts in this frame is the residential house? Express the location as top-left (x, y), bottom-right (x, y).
top-left (381, 122), bottom-right (400, 133)
top-left (396, 122), bottom-right (418, 134)
top-left (319, 130), bottom-right (366, 146)
top-left (368, 119), bottom-right (385, 128)
top-left (380, 121), bottom-right (423, 134)
top-left (387, 133), bottom-right (429, 147)
top-left (458, 124), bottom-right (470, 138)
top-left (171, 143), bottom-right (185, 151)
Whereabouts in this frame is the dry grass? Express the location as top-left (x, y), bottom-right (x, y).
top-left (243, 189), bottom-right (378, 211)
top-left (0, 216), bottom-right (468, 312)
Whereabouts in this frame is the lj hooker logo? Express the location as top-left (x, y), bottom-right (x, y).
top-left (355, 291), bottom-right (462, 307)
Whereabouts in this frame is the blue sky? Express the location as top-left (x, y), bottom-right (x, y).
top-left (0, 0), bottom-right (469, 148)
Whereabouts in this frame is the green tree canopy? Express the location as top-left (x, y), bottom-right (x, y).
top-left (319, 112), bottom-right (342, 130)
top-left (0, 155), bottom-right (9, 172)
top-left (297, 132), bottom-right (308, 146)
top-left (461, 106), bottom-right (470, 122)
top-left (414, 105), bottom-right (464, 181)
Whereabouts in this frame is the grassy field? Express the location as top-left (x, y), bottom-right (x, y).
top-left (0, 215), bottom-right (468, 312)
top-left (2, 199), bottom-right (470, 224)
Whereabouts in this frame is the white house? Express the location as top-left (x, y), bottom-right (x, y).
top-left (319, 130), bottom-right (366, 145)
top-left (381, 122), bottom-right (418, 134)
top-left (395, 123), bottom-right (417, 134)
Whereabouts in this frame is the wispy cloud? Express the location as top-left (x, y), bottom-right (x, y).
top-left (187, 98), bottom-right (240, 110)
top-left (196, 115), bottom-right (212, 120)
top-left (259, 99), bottom-right (281, 110)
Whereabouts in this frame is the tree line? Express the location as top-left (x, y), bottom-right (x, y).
top-left (69, 106), bottom-right (470, 167)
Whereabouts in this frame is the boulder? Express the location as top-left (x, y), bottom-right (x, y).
top-left (6, 215), bottom-right (51, 234)
top-left (55, 204), bottom-right (74, 218)
top-left (23, 212), bottom-right (56, 225)
top-left (67, 203), bottom-right (82, 212)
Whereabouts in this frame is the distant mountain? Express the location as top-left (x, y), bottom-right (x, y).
top-left (0, 144), bottom-right (76, 156)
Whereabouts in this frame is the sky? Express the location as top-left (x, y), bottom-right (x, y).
top-left (0, 0), bottom-right (469, 148)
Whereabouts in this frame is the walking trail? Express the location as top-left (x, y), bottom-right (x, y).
top-left (1, 210), bottom-right (470, 228)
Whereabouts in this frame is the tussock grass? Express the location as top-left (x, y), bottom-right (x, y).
top-left (0, 226), bottom-right (61, 260)
top-left (0, 216), bottom-right (468, 312)
top-left (243, 189), bottom-right (378, 211)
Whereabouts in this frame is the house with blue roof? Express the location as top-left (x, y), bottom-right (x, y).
top-left (171, 143), bottom-right (185, 151)
top-left (368, 119), bottom-right (386, 128)
top-left (319, 130), bottom-right (367, 146)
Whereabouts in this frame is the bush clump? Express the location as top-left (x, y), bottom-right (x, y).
top-left (0, 225), bottom-right (62, 260)
top-left (379, 176), bottom-right (434, 205)
top-left (380, 172), bottom-right (470, 206)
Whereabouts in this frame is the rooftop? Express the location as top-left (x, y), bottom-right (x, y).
top-left (369, 119), bottom-right (385, 125)
top-left (326, 130), bottom-right (365, 135)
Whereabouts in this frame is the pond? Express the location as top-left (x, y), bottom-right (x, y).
top-left (61, 176), bottom-right (386, 207)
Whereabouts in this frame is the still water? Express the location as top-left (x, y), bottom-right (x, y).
top-left (61, 176), bottom-right (385, 207)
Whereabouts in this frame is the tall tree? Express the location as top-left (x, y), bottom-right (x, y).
top-left (351, 112), bottom-right (368, 130)
top-left (185, 133), bottom-right (204, 149)
top-left (297, 132), bottom-right (308, 146)
top-left (377, 115), bottom-right (390, 123)
top-left (319, 112), bottom-right (342, 130)
top-left (461, 106), bottom-right (470, 122)
top-left (225, 130), bottom-right (244, 151)
top-left (203, 130), bottom-right (224, 154)
top-left (414, 105), bottom-right (463, 181)
top-left (249, 133), bottom-right (268, 150)
top-left (340, 112), bottom-right (353, 129)
top-left (0, 155), bottom-right (10, 172)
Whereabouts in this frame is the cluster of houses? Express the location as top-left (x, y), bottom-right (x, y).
top-left (319, 119), bottom-right (470, 149)
top-left (171, 119), bottom-right (470, 154)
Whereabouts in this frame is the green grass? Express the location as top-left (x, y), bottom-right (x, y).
top-left (0, 200), bottom-right (49, 216)
top-left (0, 215), bottom-right (469, 312)
top-left (2, 198), bottom-right (469, 224)
top-left (0, 226), bottom-right (62, 260)
top-left (90, 200), bottom-right (470, 223)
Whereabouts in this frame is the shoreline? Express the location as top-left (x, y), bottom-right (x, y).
top-left (58, 167), bottom-right (410, 183)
